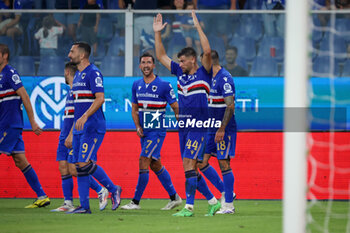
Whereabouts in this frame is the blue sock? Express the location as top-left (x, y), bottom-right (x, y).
top-left (133, 169), bottom-right (149, 203)
top-left (76, 166), bottom-right (90, 210)
top-left (90, 164), bottom-right (117, 193)
top-left (21, 164), bottom-right (46, 197)
top-left (185, 170), bottom-right (197, 205)
top-left (61, 174), bottom-right (73, 201)
top-left (200, 164), bottom-right (224, 193)
top-left (89, 176), bottom-right (102, 193)
top-left (222, 169), bottom-right (234, 203)
top-left (155, 167), bottom-right (176, 197)
top-left (196, 173), bottom-right (214, 200)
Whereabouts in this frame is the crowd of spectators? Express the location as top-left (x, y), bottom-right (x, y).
top-left (0, 0), bottom-right (349, 77)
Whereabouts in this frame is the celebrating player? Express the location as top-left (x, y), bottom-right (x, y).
top-left (121, 52), bottom-right (182, 210)
top-left (0, 43), bottom-right (50, 208)
top-left (198, 50), bottom-right (237, 214)
top-left (67, 42), bottom-right (122, 214)
top-left (51, 62), bottom-right (109, 212)
top-left (154, 12), bottom-right (221, 217)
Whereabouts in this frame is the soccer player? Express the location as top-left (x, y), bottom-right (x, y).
top-left (67, 42), bottom-right (122, 214)
top-left (51, 62), bottom-right (109, 212)
top-left (121, 52), bottom-right (182, 210)
top-left (0, 43), bottom-right (50, 208)
top-left (154, 12), bottom-right (221, 217)
top-left (198, 50), bottom-right (237, 214)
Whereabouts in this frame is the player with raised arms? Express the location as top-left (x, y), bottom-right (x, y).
top-left (154, 12), bottom-right (221, 217)
top-left (198, 50), bottom-right (237, 214)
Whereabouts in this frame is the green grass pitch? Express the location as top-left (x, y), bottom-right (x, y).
top-left (0, 198), bottom-right (347, 233)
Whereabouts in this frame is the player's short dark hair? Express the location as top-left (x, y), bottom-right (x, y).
top-left (200, 50), bottom-right (219, 65)
top-left (139, 52), bottom-right (155, 63)
top-left (177, 47), bottom-right (197, 59)
top-left (73, 41), bottom-right (91, 58)
top-left (0, 43), bottom-right (10, 61)
top-left (210, 50), bottom-right (219, 65)
top-left (226, 46), bottom-right (238, 54)
top-left (65, 62), bottom-right (78, 74)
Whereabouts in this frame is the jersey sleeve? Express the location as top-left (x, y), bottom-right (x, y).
top-left (219, 76), bottom-right (235, 98)
top-left (199, 66), bottom-right (212, 87)
top-left (88, 69), bottom-right (104, 94)
top-left (163, 82), bottom-right (177, 105)
top-left (131, 81), bottom-right (138, 104)
top-left (8, 69), bottom-right (23, 91)
top-left (171, 61), bottom-right (181, 76)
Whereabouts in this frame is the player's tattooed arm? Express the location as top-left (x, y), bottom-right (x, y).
top-left (215, 95), bottom-right (235, 143)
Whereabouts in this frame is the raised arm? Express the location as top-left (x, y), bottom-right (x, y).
top-left (153, 13), bottom-right (172, 71)
top-left (192, 10), bottom-right (212, 73)
top-left (230, 0), bottom-right (237, 10)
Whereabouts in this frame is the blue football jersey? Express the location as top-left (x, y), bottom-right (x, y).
top-left (171, 61), bottom-right (211, 129)
top-left (0, 65), bottom-right (24, 129)
top-left (208, 67), bottom-right (236, 132)
top-left (72, 64), bottom-right (106, 134)
top-left (59, 88), bottom-right (74, 139)
top-left (132, 76), bottom-right (176, 133)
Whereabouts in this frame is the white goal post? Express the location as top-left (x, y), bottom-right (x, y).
top-left (283, 0), bottom-right (310, 233)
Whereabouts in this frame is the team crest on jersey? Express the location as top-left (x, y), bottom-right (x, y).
top-left (143, 103), bottom-right (148, 108)
top-left (152, 85), bottom-right (157, 92)
top-left (81, 73), bottom-right (86, 79)
top-left (12, 74), bottom-right (21, 85)
top-left (182, 87), bottom-right (188, 94)
top-left (223, 83), bottom-right (232, 93)
top-left (95, 77), bottom-right (103, 87)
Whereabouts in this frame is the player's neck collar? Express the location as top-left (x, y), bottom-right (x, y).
top-left (78, 61), bottom-right (90, 72)
top-left (143, 74), bottom-right (156, 84)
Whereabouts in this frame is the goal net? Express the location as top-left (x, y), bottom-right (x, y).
top-left (285, 1), bottom-right (350, 233)
top-left (307, 1), bottom-right (350, 232)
